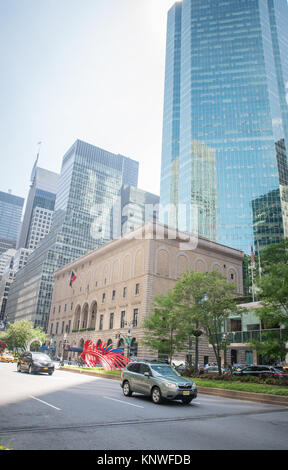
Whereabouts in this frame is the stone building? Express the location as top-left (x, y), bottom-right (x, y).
top-left (48, 222), bottom-right (245, 365)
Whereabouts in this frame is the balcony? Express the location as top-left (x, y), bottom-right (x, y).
top-left (222, 328), bottom-right (288, 344)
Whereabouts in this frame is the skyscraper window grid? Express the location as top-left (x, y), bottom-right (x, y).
top-left (160, 0), bottom-right (288, 253)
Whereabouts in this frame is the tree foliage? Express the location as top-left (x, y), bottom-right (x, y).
top-left (244, 240), bottom-right (288, 363)
top-left (141, 291), bottom-right (186, 364)
top-left (174, 271), bottom-right (243, 374)
top-left (0, 321), bottom-right (47, 352)
top-left (255, 240), bottom-right (288, 329)
top-left (142, 271), bottom-right (242, 374)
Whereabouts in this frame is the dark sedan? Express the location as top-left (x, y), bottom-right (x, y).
top-left (233, 365), bottom-right (288, 379)
top-left (17, 351), bottom-right (55, 375)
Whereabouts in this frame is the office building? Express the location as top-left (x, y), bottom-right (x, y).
top-left (17, 162), bottom-right (59, 251)
top-left (160, 0), bottom-right (288, 253)
top-left (0, 247), bottom-right (32, 322)
top-left (0, 191), bottom-right (24, 255)
top-left (121, 185), bottom-right (159, 235)
top-left (0, 249), bottom-right (16, 278)
top-left (6, 140), bottom-right (139, 331)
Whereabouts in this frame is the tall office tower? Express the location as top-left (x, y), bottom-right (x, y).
top-left (0, 191), bottom-right (24, 255)
top-left (252, 138), bottom-right (288, 251)
top-left (0, 247), bottom-right (32, 322)
top-left (17, 160), bottom-right (59, 251)
top-left (6, 140), bottom-right (139, 331)
top-left (160, 0), bottom-right (288, 253)
top-left (121, 185), bottom-right (160, 235)
top-left (0, 249), bottom-right (16, 278)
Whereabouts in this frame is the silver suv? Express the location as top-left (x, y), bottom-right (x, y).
top-left (120, 361), bottom-right (197, 404)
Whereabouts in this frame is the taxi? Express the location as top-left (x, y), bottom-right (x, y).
top-left (0, 352), bottom-right (15, 363)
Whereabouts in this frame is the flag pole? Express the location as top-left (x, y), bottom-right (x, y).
top-left (257, 240), bottom-right (262, 278)
top-left (251, 245), bottom-right (255, 302)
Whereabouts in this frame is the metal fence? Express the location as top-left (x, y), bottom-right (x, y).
top-left (223, 328), bottom-right (288, 344)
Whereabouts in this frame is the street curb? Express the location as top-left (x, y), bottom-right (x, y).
top-left (60, 367), bottom-right (288, 407)
top-left (59, 367), bottom-right (121, 381)
top-left (196, 386), bottom-right (288, 407)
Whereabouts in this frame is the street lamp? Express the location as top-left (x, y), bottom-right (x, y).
top-left (60, 333), bottom-right (68, 364)
top-left (115, 322), bottom-right (133, 359)
top-left (222, 333), bottom-right (227, 369)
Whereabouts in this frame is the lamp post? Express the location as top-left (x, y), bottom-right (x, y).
top-left (115, 322), bottom-right (133, 359)
top-left (60, 333), bottom-right (67, 364)
top-left (222, 333), bottom-right (227, 369)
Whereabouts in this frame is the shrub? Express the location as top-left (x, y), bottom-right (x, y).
top-left (193, 373), bottom-right (288, 387)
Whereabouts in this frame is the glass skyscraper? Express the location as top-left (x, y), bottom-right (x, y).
top-left (160, 0), bottom-right (288, 253)
top-left (0, 191), bottom-right (24, 255)
top-left (17, 163), bottom-right (59, 251)
top-left (6, 140), bottom-right (139, 330)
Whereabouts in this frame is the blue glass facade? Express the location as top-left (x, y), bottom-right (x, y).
top-left (160, 0), bottom-right (288, 253)
top-left (0, 191), bottom-right (24, 247)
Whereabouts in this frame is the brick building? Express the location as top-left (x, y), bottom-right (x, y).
top-left (48, 222), bottom-right (244, 365)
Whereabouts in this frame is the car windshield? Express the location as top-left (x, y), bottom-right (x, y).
top-left (31, 353), bottom-right (51, 361)
top-left (150, 364), bottom-right (181, 377)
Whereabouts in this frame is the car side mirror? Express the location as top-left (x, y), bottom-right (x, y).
top-left (144, 372), bottom-right (151, 377)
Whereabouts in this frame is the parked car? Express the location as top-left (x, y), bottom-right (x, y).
top-left (233, 365), bottom-right (288, 379)
top-left (0, 352), bottom-right (15, 363)
top-left (17, 351), bottom-right (55, 375)
top-left (260, 366), bottom-right (288, 380)
top-left (120, 361), bottom-right (197, 405)
top-left (200, 365), bottom-right (228, 375)
top-left (232, 363), bottom-right (248, 372)
top-left (276, 365), bottom-right (288, 372)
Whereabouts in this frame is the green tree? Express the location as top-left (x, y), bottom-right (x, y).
top-left (249, 333), bottom-right (288, 363)
top-left (174, 271), bottom-right (243, 375)
top-left (258, 239), bottom-right (288, 272)
top-left (0, 321), bottom-right (47, 352)
top-left (255, 240), bottom-right (288, 328)
top-left (141, 291), bottom-right (186, 364)
top-left (248, 240), bottom-right (288, 363)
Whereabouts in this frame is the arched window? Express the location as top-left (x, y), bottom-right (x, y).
top-left (130, 338), bottom-right (138, 357)
top-left (117, 338), bottom-right (124, 349)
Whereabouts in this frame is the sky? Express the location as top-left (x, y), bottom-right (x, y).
top-left (0, 0), bottom-right (177, 202)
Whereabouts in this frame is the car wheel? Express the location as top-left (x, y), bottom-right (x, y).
top-left (17, 363), bottom-right (21, 373)
top-left (123, 381), bottom-right (133, 397)
top-left (181, 397), bottom-right (193, 405)
top-left (151, 386), bottom-right (162, 404)
top-left (48, 371), bottom-right (54, 376)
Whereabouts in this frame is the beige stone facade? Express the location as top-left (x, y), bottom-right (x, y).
top-left (48, 222), bottom-right (244, 364)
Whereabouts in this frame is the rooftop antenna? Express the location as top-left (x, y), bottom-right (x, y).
top-left (30, 141), bottom-right (42, 184)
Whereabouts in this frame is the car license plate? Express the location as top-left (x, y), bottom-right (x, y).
top-left (44, 367), bottom-right (48, 370)
top-left (183, 391), bottom-right (190, 396)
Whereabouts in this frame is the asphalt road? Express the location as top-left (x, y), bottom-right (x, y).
top-left (1, 362), bottom-right (288, 451)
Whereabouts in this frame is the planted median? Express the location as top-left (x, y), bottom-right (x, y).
top-left (62, 366), bottom-right (288, 397)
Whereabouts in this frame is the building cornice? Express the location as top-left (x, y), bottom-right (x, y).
top-left (54, 221), bottom-right (244, 278)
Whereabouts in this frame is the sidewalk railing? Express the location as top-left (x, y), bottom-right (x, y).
top-left (222, 328), bottom-right (288, 344)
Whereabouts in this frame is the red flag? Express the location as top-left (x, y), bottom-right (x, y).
top-left (69, 271), bottom-right (77, 287)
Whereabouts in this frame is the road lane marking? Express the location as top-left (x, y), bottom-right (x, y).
top-left (30, 395), bottom-right (61, 411)
top-left (103, 396), bottom-right (144, 409)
